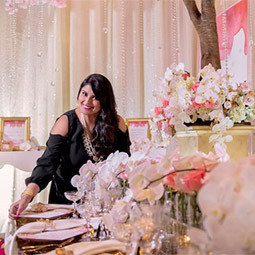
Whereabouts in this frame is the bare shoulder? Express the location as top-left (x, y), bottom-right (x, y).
top-left (117, 115), bottom-right (128, 133)
top-left (50, 115), bottom-right (68, 136)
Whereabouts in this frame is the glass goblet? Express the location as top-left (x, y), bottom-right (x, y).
top-left (64, 190), bottom-right (83, 218)
top-left (77, 201), bottom-right (94, 240)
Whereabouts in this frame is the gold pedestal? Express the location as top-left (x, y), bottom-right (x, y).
top-left (175, 125), bottom-right (255, 160)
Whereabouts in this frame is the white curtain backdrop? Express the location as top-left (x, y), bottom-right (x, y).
top-left (0, 0), bottom-right (254, 145)
top-left (0, 2), bottom-right (64, 144)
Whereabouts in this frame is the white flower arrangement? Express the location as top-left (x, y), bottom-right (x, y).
top-left (150, 63), bottom-right (255, 156)
top-left (189, 155), bottom-right (255, 254)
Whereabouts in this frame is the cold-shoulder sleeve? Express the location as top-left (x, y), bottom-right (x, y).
top-left (25, 134), bottom-right (68, 191)
top-left (116, 129), bottom-right (131, 156)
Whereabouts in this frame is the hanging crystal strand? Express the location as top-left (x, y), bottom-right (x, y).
top-left (187, 195), bottom-right (192, 226)
top-left (139, 0), bottom-right (144, 45)
top-left (138, 0), bottom-right (144, 117)
top-left (168, 0), bottom-right (172, 63)
top-left (248, 0), bottom-right (254, 89)
top-left (248, 0), bottom-right (254, 48)
top-left (174, 192), bottom-right (179, 222)
top-left (171, 0), bottom-right (177, 65)
top-left (222, 0), bottom-right (228, 80)
top-left (176, 0), bottom-right (180, 63)
top-left (32, 5), bottom-right (44, 111)
top-left (104, 0), bottom-right (112, 78)
top-left (102, 0), bottom-right (108, 34)
top-left (120, 0), bottom-right (127, 116)
top-left (9, 13), bottom-right (17, 115)
top-left (27, 6), bottom-right (31, 39)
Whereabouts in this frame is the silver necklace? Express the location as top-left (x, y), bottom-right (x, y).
top-left (80, 113), bottom-right (103, 163)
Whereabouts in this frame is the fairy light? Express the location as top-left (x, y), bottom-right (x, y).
top-left (248, 0), bottom-right (254, 89)
top-left (248, 0), bottom-right (254, 48)
top-left (222, 0), bottom-right (229, 77)
top-left (102, 0), bottom-right (108, 34)
top-left (120, 0), bottom-right (127, 116)
top-left (171, 0), bottom-right (178, 65)
top-left (9, 13), bottom-right (17, 115)
top-left (139, 0), bottom-right (144, 45)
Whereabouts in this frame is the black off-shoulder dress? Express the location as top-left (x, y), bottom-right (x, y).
top-left (26, 109), bottom-right (131, 204)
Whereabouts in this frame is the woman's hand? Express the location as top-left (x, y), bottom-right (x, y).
top-left (9, 195), bottom-right (32, 220)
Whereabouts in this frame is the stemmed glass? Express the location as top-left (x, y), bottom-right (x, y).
top-left (77, 200), bottom-right (94, 240)
top-left (111, 203), bottom-right (166, 255)
top-left (64, 190), bottom-right (83, 218)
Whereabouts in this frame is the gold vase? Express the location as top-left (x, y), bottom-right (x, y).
top-left (175, 124), bottom-right (255, 160)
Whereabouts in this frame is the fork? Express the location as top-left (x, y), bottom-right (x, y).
top-left (21, 237), bottom-right (74, 252)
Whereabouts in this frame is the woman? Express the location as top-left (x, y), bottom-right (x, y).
top-left (9, 74), bottom-right (131, 219)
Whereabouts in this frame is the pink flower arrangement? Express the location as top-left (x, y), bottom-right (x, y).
top-left (163, 152), bottom-right (218, 194)
top-left (164, 169), bottom-right (205, 193)
top-left (150, 63), bottom-right (255, 154)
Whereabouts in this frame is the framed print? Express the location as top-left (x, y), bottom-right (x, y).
top-left (126, 118), bottom-right (151, 142)
top-left (0, 117), bottom-right (30, 150)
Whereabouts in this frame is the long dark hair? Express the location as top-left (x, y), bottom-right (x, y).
top-left (77, 73), bottom-right (119, 158)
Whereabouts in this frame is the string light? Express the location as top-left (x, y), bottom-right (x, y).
top-left (248, 0), bottom-right (254, 89)
top-left (139, 0), bottom-right (144, 45)
top-left (120, 0), bottom-right (127, 116)
top-left (171, 0), bottom-right (178, 65)
top-left (102, 0), bottom-right (108, 34)
top-left (248, 0), bottom-right (254, 48)
top-left (9, 13), bottom-right (17, 115)
top-left (222, 0), bottom-right (229, 77)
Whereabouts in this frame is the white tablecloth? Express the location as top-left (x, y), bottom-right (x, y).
top-left (0, 150), bottom-right (44, 172)
top-left (0, 150), bottom-right (51, 233)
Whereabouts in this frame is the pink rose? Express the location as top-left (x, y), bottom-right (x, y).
top-left (164, 170), bottom-right (205, 193)
top-left (164, 169), bottom-right (177, 189)
top-left (157, 120), bottom-right (162, 130)
top-left (154, 106), bottom-right (163, 116)
top-left (162, 99), bottom-right (169, 108)
top-left (240, 81), bottom-right (249, 92)
top-left (120, 171), bottom-right (128, 180)
top-left (203, 100), bottom-right (214, 109)
top-left (182, 170), bottom-right (205, 192)
top-left (192, 101), bottom-right (201, 109)
top-left (182, 72), bottom-right (190, 80)
top-left (192, 83), bottom-right (200, 92)
top-left (244, 94), bottom-right (255, 106)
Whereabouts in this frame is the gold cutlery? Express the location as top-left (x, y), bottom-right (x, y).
top-left (21, 237), bottom-right (74, 252)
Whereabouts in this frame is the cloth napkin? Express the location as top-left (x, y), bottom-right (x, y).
top-left (42, 239), bottom-right (126, 255)
top-left (5, 218), bottom-right (94, 255)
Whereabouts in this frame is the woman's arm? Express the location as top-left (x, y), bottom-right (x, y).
top-left (9, 183), bottom-right (40, 219)
top-left (50, 115), bottom-right (69, 136)
top-left (9, 115), bottom-right (69, 219)
top-left (25, 115), bottom-right (69, 190)
top-left (117, 115), bottom-right (128, 132)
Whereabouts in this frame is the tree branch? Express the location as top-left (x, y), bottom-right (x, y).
top-left (182, 0), bottom-right (201, 30)
top-left (201, 0), bottom-right (216, 19)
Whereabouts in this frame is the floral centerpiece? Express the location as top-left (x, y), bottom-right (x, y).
top-left (150, 63), bottom-right (255, 155)
top-left (72, 137), bottom-right (220, 225)
top-left (189, 155), bottom-right (255, 254)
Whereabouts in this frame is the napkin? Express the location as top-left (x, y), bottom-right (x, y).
top-left (21, 203), bottom-right (73, 219)
top-left (42, 239), bottom-right (126, 255)
top-left (5, 218), bottom-right (100, 255)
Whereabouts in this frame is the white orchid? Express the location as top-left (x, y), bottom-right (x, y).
top-left (164, 67), bottom-right (173, 81)
top-left (196, 156), bottom-right (255, 253)
top-left (150, 62), bottom-right (255, 152)
top-left (175, 62), bottom-right (185, 73)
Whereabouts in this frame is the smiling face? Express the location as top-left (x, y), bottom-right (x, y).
top-left (77, 84), bottom-right (101, 117)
